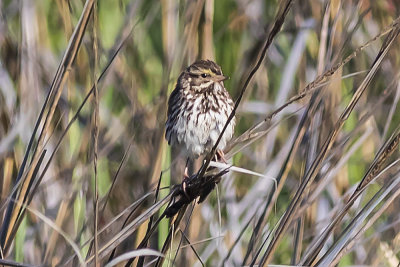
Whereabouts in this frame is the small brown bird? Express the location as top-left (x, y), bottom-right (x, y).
top-left (165, 59), bottom-right (236, 177)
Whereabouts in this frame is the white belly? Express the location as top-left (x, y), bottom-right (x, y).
top-left (176, 109), bottom-right (235, 157)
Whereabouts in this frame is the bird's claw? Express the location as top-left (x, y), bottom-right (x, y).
top-left (216, 149), bottom-right (227, 163)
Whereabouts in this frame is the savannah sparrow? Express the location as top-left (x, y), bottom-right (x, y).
top-left (165, 59), bottom-right (235, 175)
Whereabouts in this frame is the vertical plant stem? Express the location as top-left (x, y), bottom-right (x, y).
top-left (92, 1), bottom-right (99, 266)
top-left (159, 144), bottom-right (171, 253)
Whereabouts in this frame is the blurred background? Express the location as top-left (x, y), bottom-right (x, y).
top-left (1, 0), bottom-right (400, 266)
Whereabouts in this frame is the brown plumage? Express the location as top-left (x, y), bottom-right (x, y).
top-left (165, 59), bottom-right (235, 160)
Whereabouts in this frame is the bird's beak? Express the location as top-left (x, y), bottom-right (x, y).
top-left (213, 75), bottom-right (229, 82)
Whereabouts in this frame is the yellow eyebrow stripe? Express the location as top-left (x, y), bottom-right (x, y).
top-left (200, 68), bottom-right (214, 75)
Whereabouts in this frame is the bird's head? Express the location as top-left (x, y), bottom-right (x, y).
top-left (184, 60), bottom-right (229, 92)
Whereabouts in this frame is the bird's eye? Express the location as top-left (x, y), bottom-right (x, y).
top-left (201, 73), bottom-right (207, 78)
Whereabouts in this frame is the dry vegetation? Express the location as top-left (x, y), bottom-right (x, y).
top-left (1, 0), bottom-right (400, 266)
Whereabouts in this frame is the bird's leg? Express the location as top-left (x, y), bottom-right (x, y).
top-left (182, 157), bottom-right (190, 199)
top-left (215, 149), bottom-right (227, 164)
top-left (184, 157), bottom-right (190, 178)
